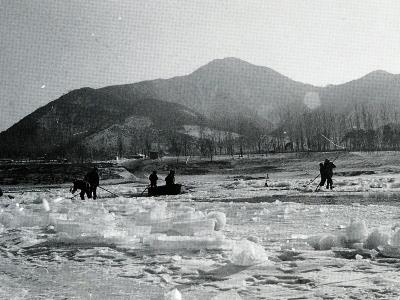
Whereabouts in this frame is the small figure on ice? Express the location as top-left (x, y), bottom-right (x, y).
top-left (85, 166), bottom-right (99, 199)
top-left (149, 170), bottom-right (158, 188)
top-left (70, 179), bottom-right (91, 200)
top-left (165, 170), bottom-right (175, 186)
top-left (315, 159), bottom-right (336, 191)
top-left (324, 159), bottom-right (336, 189)
top-left (315, 162), bottom-right (327, 192)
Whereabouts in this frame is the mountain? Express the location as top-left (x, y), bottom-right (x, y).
top-left (101, 58), bottom-right (400, 126)
top-left (1, 57), bottom-right (400, 158)
top-left (320, 70), bottom-right (400, 112)
top-left (100, 57), bottom-right (316, 124)
top-left (0, 87), bottom-right (205, 158)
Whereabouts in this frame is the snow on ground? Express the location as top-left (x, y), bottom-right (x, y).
top-left (2, 157), bottom-right (400, 299)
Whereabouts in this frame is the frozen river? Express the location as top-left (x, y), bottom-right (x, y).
top-left (1, 170), bottom-right (400, 299)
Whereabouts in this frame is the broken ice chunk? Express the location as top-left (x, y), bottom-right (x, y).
top-left (379, 245), bottom-right (400, 258)
top-left (54, 221), bottom-right (105, 238)
top-left (391, 229), bottom-right (400, 246)
top-left (346, 219), bottom-right (368, 243)
top-left (231, 240), bottom-right (268, 266)
top-left (42, 199), bottom-right (50, 212)
top-left (364, 229), bottom-right (389, 249)
top-left (164, 288), bottom-right (181, 300)
top-left (207, 211), bottom-right (226, 231)
top-left (318, 235), bottom-right (340, 250)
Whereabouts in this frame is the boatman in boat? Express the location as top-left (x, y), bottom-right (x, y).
top-left (165, 170), bottom-right (175, 186)
top-left (149, 170), bottom-right (158, 188)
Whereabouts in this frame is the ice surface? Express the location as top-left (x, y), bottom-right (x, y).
top-left (268, 181), bottom-right (291, 188)
top-left (211, 291), bottom-right (242, 300)
top-left (151, 219), bottom-right (216, 236)
top-left (0, 212), bottom-right (16, 227)
top-left (6, 163), bottom-right (400, 299)
top-left (145, 233), bottom-right (232, 251)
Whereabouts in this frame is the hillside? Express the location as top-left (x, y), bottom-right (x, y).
top-left (0, 87), bottom-right (205, 158)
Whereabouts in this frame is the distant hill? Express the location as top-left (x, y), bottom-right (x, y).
top-left (0, 87), bottom-right (205, 158)
top-left (101, 58), bottom-right (400, 126)
top-left (100, 57), bottom-right (316, 124)
top-left (320, 70), bottom-right (400, 112)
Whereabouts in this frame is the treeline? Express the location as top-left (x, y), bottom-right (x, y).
top-left (171, 102), bottom-right (400, 156)
top-left (269, 102), bottom-right (400, 152)
top-left (76, 101), bottom-right (400, 162)
top-left (4, 101), bottom-right (400, 162)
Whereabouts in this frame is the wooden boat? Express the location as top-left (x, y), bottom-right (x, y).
top-left (148, 184), bottom-right (182, 196)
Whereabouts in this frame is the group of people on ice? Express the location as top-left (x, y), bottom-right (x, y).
top-left (70, 167), bottom-right (100, 200)
top-left (70, 168), bottom-right (177, 200)
top-left (316, 159), bottom-right (336, 191)
top-left (68, 158), bottom-right (336, 200)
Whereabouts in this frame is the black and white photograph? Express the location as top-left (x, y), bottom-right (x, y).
top-left (1, 1), bottom-right (400, 299)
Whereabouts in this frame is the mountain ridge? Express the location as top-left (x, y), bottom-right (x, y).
top-left (2, 57), bottom-right (400, 158)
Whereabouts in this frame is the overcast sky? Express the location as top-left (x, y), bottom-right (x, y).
top-left (1, 0), bottom-right (400, 131)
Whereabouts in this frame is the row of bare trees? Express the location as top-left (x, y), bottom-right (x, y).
top-left (29, 100), bottom-right (400, 162)
top-left (271, 101), bottom-right (400, 152)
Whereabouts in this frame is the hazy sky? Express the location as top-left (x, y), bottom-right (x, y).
top-left (1, 0), bottom-right (400, 131)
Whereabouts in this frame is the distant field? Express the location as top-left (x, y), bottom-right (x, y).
top-left (0, 162), bottom-right (124, 185)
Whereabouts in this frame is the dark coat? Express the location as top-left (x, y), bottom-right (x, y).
top-left (319, 163), bottom-right (327, 178)
top-left (149, 173), bottom-right (158, 183)
top-left (70, 179), bottom-right (90, 194)
top-left (165, 173), bottom-right (175, 186)
top-left (85, 169), bottom-right (99, 187)
top-left (324, 162), bottom-right (336, 177)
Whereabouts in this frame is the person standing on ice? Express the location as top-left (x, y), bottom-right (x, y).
top-left (149, 170), bottom-right (158, 187)
top-left (324, 159), bottom-right (336, 189)
top-left (165, 170), bottom-right (175, 186)
top-left (70, 179), bottom-right (91, 200)
top-left (315, 162), bottom-right (327, 192)
top-left (85, 167), bottom-right (99, 199)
